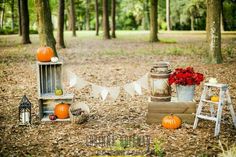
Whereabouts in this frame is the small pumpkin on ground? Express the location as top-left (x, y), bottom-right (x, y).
top-left (54, 102), bottom-right (70, 119)
top-left (211, 96), bottom-right (219, 102)
top-left (162, 114), bottom-right (182, 129)
top-left (37, 46), bottom-right (54, 62)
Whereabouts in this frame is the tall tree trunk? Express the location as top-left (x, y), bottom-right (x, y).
top-left (95, 0), bottom-right (99, 36)
top-left (70, 0), bottom-right (76, 36)
top-left (17, 0), bottom-right (22, 35)
top-left (150, 0), bottom-right (158, 42)
top-left (166, 0), bottom-right (171, 31)
top-left (206, 2), bottom-right (210, 42)
top-left (191, 15), bottom-right (194, 31)
top-left (0, 0), bottom-right (5, 29)
top-left (220, 13), bottom-right (224, 32)
top-left (111, 0), bottom-right (116, 38)
top-left (103, 0), bottom-right (110, 39)
top-left (86, 0), bottom-right (90, 30)
top-left (35, 0), bottom-right (57, 56)
top-left (142, 0), bottom-right (149, 30)
top-left (57, 0), bottom-right (66, 48)
top-left (66, 6), bottom-right (72, 30)
top-left (21, 0), bottom-right (31, 44)
top-left (11, 0), bottom-right (14, 31)
top-left (207, 0), bottom-right (222, 63)
top-left (220, 0), bottom-right (224, 32)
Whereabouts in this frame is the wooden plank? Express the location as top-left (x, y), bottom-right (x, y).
top-left (40, 65), bottom-right (44, 94)
top-left (36, 63), bottom-right (41, 96)
top-left (45, 65), bottom-right (48, 93)
top-left (41, 116), bottom-right (70, 122)
top-left (39, 93), bottom-right (74, 100)
top-left (50, 65), bottom-right (53, 92)
top-left (38, 99), bottom-right (43, 119)
top-left (148, 102), bottom-right (196, 114)
top-left (146, 113), bottom-right (195, 124)
top-left (56, 65), bottom-right (62, 89)
top-left (37, 61), bottom-right (63, 65)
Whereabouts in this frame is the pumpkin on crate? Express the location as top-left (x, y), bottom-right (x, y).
top-left (162, 114), bottom-right (182, 129)
top-left (37, 46), bottom-right (54, 62)
top-left (54, 102), bottom-right (70, 119)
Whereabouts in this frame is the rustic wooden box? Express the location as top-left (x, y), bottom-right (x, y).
top-left (146, 101), bottom-right (196, 124)
top-left (38, 94), bottom-right (74, 122)
top-left (36, 61), bottom-right (63, 97)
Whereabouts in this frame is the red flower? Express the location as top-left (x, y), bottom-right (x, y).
top-left (168, 67), bottom-right (204, 86)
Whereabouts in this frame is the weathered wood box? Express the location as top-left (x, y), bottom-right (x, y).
top-left (38, 94), bottom-right (74, 122)
top-left (36, 61), bottom-right (63, 97)
top-left (146, 101), bottom-right (196, 124)
top-left (36, 61), bottom-right (74, 122)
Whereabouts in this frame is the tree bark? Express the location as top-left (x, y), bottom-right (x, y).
top-left (149, 0), bottom-right (158, 42)
top-left (191, 15), bottom-right (194, 31)
top-left (103, 0), bottom-right (110, 39)
top-left (17, 0), bottom-right (22, 35)
top-left (166, 0), bottom-right (171, 31)
top-left (66, 5), bottom-right (72, 30)
top-left (11, 0), bottom-right (14, 31)
top-left (95, 0), bottom-right (99, 36)
top-left (142, 0), bottom-right (149, 30)
top-left (111, 0), bottom-right (116, 38)
top-left (206, 2), bottom-right (210, 42)
top-left (0, 0), bottom-right (5, 29)
top-left (220, 0), bottom-right (224, 32)
top-left (207, 0), bottom-right (222, 63)
top-left (35, 0), bottom-right (57, 56)
top-left (21, 0), bottom-right (31, 44)
top-left (86, 0), bottom-right (90, 30)
top-left (70, 0), bottom-right (76, 36)
top-left (57, 0), bottom-right (66, 48)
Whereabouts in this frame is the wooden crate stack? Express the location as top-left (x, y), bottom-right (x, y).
top-left (36, 61), bottom-right (74, 121)
top-left (146, 100), bottom-right (196, 124)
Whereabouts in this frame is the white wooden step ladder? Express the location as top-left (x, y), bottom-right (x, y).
top-left (193, 83), bottom-right (236, 136)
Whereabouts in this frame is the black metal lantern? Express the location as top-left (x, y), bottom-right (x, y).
top-left (19, 95), bottom-right (32, 125)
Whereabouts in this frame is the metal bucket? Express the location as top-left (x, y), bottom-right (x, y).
top-left (149, 62), bottom-right (171, 102)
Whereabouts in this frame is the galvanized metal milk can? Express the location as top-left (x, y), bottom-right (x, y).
top-left (149, 62), bottom-right (171, 102)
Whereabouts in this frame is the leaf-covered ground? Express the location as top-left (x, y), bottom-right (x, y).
top-left (0, 31), bottom-right (236, 156)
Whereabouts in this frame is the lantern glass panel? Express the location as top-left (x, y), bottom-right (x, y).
top-left (19, 95), bottom-right (32, 125)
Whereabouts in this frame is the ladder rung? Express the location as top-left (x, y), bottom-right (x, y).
top-left (197, 115), bottom-right (217, 121)
top-left (201, 99), bottom-right (219, 105)
top-left (204, 83), bottom-right (227, 88)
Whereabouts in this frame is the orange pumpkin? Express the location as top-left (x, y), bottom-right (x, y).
top-left (211, 96), bottom-right (219, 102)
top-left (54, 102), bottom-right (70, 119)
top-left (162, 114), bottom-right (181, 129)
top-left (37, 46), bottom-right (54, 62)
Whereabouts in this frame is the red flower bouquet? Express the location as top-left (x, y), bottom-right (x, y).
top-left (168, 67), bottom-right (204, 86)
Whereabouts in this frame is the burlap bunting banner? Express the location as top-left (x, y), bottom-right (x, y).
top-left (68, 71), bottom-right (148, 101)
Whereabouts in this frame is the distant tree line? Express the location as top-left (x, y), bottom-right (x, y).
top-left (0, 0), bottom-right (233, 63)
top-left (0, 0), bottom-right (235, 34)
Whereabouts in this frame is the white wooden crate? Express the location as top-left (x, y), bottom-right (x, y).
top-left (38, 93), bottom-right (74, 122)
top-left (36, 61), bottom-right (63, 97)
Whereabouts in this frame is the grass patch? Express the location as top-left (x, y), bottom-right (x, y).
top-left (159, 38), bottom-right (177, 43)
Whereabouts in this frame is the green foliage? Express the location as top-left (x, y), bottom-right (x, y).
top-left (0, 27), bottom-right (17, 35)
top-left (153, 138), bottom-right (164, 157)
top-left (223, 0), bottom-right (236, 30)
top-left (0, 0), bottom-right (236, 32)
